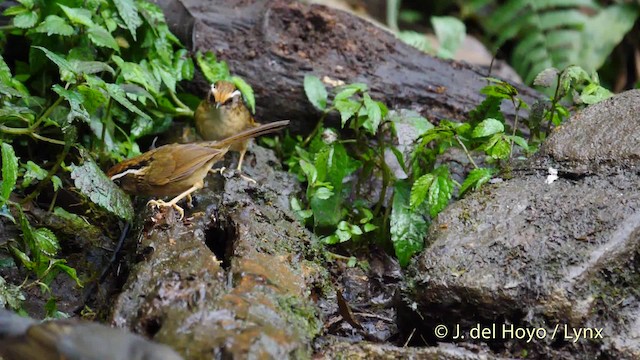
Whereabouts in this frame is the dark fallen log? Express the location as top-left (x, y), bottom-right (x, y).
top-left (156, 0), bottom-right (543, 133)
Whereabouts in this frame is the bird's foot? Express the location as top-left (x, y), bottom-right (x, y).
top-left (147, 199), bottom-right (185, 220)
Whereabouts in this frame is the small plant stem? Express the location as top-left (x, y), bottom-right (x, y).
top-left (302, 111), bottom-right (329, 147)
top-left (21, 139), bottom-right (71, 205)
top-left (169, 89), bottom-right (194, 118)
top-left (454, 134), bottom-right (478, 169)
top-left (509, 98), bottom-right (521, 159)
top-left (545, 73), bottom-right (563, 135)
top-left (0, 125), bottom-right (65, 145)
top-left (31, 96), bottom-right (64, 131)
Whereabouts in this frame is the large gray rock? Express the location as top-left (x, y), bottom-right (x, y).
top-left (402, 90), bottom-right (640, 359)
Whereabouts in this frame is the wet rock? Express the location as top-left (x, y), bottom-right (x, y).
top-left (401, 90), bottom-right (640, 359)
top-left (110, 146), bottom-right (326, 359)
top-left (319, 341), bottom-right (506, 359)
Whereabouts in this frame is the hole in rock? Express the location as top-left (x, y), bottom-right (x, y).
top-left (204, 215), bottom-right (237, 271)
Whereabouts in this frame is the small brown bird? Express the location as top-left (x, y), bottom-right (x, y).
top-left (194, 80), bottom-right (258, 181)
top-left (107, 120), bottom-right (289, 219)
top-left (0, 309), bottom-right (183, 360)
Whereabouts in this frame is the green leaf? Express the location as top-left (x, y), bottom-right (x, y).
top-left (18, 209), bottom-right (39, 263)
top-left (334, 98), bottom-right (360, 127)
top-left (0, 275), bottom-right (25, 310)
top-left (112, 0), bottom-right (142, 40)
top-left (33, 46), bottom-right (75, 75)
top-left (314, 186), bottom-right (334, 200)
top-left (54, 262), bottom-right (82, 287)
top-left (87, 25), bottom-right (120, 51)
top-left (431, 16), bottom-right (466, 59)
top-left (1, 142), bottom-right (18, 208)
top-left (71, 60), bottom-right (115, 77)
top-left (53, 84), bottom-right (90, 124)
top-left (70, 153), bottom-right (134, 221)
top-left (151, 59), bottom-right (176, 92)
top-left (196, 51), bottom-right (230, 83)
top-left (36, 15), bottom-right (74, 36)
top-left (484, 135), bottom-right (511, 159)
top-left (427, 165), bottom-right (454, 217)
top-left (304, 75), bottom-right (328, 111)
top-left (299, 159), bottom-right (317, 184)
top-left (59, 4), bottom-right (94, 27)
top-left (33, 228), bottom-right (59, 257)
top-left (22, 161), bottom-right (47, 187)
top-left (105, 83), bottom-right (151, 120)
top-left (13, 10), bottom-right (38, 28)
top-left (410, 173), bottom-right (434, 211)
top-left (362, 93), bottom-right (382, 134)
top-left (472, 118), bottom-right (504, 138)
top-left (508, 135), bottom-right (529, 151)
top-left (390, 180), bottom-right (428, 267)
top-left (459, 167), bottom-right (494, 196)
top-left (231, 76), bottom-right (256, 114)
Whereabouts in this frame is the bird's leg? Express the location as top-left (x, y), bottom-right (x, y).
top-left (147, 181), bottom-right (204, 220)
top-left (236, 149), bottom-right (257, 184)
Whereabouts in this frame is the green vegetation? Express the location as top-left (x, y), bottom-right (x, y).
top-left (390, 0), bottom-right (640, 86)
top-left (283, 69), bottom-right (611, 267)
top-left (0, 0), bottom-right (619, 312)
top-left (0, 0), bottom-right (196, 312)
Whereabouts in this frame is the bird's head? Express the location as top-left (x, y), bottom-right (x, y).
top-left (208, 81), bottom-right (241, 109)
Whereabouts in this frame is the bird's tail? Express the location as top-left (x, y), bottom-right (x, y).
top-left (200, 120), bottom-right (290, 149)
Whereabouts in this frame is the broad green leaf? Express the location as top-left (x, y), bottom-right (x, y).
top-left (362, 93), bottom-right (382, 134)
top-left (390, 180), bottom-right (428, 267)
top-left (33, 228), bottom-right (59, 257)
top-left (314, 186), bottom-right (334, 200)
top-left (431, 16), bottom-right (466, 59)
top-left (299, 159), bottom-right (317, 184)
top-left (70, 153), bottom-right (134, 221)
top-left (1, 143), bottom-right (18, 208)
top-left (304, 75), bottom-right (328, 111)
top-left (334, 87), bottom-right (359, 102)
top-left (105, 83), bottom-right (151, 120)
top-left (53, 84), bottom-right (90, 124)
top-left (22, 160), bottom-right (47, 187)
top-left (3, 5), bottom-right (29, 17)
top-left (36, 15), bottom-right (74, 36)
top-left (13, 10), bottom-right (38, 28)
top-left (71, 60), bottom-right (115, 77)
top-left (335, 98), bottom-right (360, 127)
top-left (54, 263), bottom-right (82, 287)
top-left (151, 59), bottom-right (176, 92)
top-left (33, 46), bottom-right (75, 75)
top-left (59, 4), bottom-right (94, 27)
top-left (410, 173), bottom-right (434, 210)
top-left (486, 135), bottom-right (511, 159)
top-left (18, 209), bottom-right (39, 263)
top-left (88, 25), bottom-right (120, 51)
top-left (427, 166), bottom-right (454, 217)
top-left (508, 135), bottom-right (529, 151)
top-left (231, 76), bottom-right (256, 114)
top-left (196, 51), bottom-right (230, 83)
top-left (112, 0), bottom-right (142, 40)
top-left (472, 118), bottom-right (504, 138)
top-left (459, 168), bottom-right (494, 196)
top-left (0, 275), bottom-right (25, 310)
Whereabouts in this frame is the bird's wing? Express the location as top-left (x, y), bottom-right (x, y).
top-left (145, 144), bottom-right (226, 185)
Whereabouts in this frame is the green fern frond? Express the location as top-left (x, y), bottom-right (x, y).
top-left (460, 0), bottom-right (639, 84)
